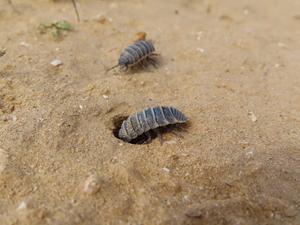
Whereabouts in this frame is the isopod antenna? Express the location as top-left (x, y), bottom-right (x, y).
top-left (105, 64), bottom-right (119, 74)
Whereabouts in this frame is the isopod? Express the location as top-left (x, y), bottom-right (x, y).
top-left (106, 40), bottom-right (159, 72)
top-left (118, 106), bottom-right (187, 143)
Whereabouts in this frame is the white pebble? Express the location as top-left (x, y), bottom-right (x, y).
top-left (249, 112), bottom-right (257, 122)
top-left (239, 140), bottom-right (249, 145)
top-left (162, 167), bottom-right (170, 173)
top-left (17, 201), bottom-right (27, 210)
top-left (79, 105), bottom-right (83, 110)
top-left (83, 174), bottom-right (102, 194)
top-left (196, 47), bottom-right (205, 53)
top-left (274, 63), bottom-right (281, 68)
top-left (183, 195), bottom-right (190, 201)
top-left (164, 67), bottom-right (171, 75)
top-left (20, 42), bottom-right (30, 47)
top-left (102, 95), bottom-right (109, 99)
top-left (12, 115), bottom-right (17, 122)
top-left (50, 59), bottom-right (62, 67)
top-left (246, 151), bottom-right (254, 156)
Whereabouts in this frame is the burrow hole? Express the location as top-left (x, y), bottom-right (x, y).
top-left (112, 115), bottom-right (158, 145)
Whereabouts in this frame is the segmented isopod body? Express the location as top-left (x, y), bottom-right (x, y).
top-left (107, 40), bottom-right (158, 72)
top-left (118, 106), bottom-right (187, 142)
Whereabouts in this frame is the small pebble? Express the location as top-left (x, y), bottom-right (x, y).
top-left (277, 42), bottom-right (287, 48)
top-left (162, 167), bottom-right (170, 173)
top-left (164, 67), bottom-right (171, 75)
top-left (274, 63), bottom-right (281, 68)
top-left (12, 115), bottom-right (17, 122)
top-left (185, 206), bottom-right (203, 218)
top-left (0, 49), bottom-right (6, 57)
top-left (245, 151), bottom-right (254, 159)
top-left (249, 112), bottom-right (257, 122)
top-left (17, 201), bottom-right (27, 210)
top-left (196, 47), bottom-right (205, 53)
top-left (196, 31), bottom-right (203, 41)
top-left (51, 59), bottom-right (62, 67)
top-left (95, 14), bottom-right (107, 24)
top-left (83, 174), bottom-right (102, 194)
top-left (245, 151), bottom-right (253, 156)
top-left (183, 195), bottom-right (190, 201)
top-left (102, 95), bottom-right (109, 99)
top-left (20, 42), bottom-right (30, 47)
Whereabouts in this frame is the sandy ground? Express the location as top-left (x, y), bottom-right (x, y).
top-left (0, 0), bottom-right (300, 224)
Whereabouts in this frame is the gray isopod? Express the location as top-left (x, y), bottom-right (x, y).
top-left (106, 40), bottom-right (158, 72)
top-left (118, 106), bottom-right (187, 142)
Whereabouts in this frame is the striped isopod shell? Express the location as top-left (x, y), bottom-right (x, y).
top-left (118, 40), bottom-right (155, 67)
top-left (118, 106), bottom-right (187, 142)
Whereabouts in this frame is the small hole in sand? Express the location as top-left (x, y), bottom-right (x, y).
top-left (112, 115), bottom-right (157, 145)
top-left (112, 115), bottom-right (127, 139)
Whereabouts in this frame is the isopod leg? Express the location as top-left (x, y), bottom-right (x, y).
top-left (120, 63), bottom-right (128, 70)
top-left (138, 131), bottom-right (152, 144)
top-left (153, 129), bottom-right (164, 146)
top-left (150, 53), bottom-right (160, 56)
top-left (119, 65), bottom-right (125, 72)
top-left (139, 60), bottom-right (148, 69)
top-left (147, 57), bottom-right (158, 68)
top-left (174, 125), bottom-right (188, 133)
top-left (169, 130), bottom-right (184, 138)
top-left (141, 132), bottom-right (152, 144)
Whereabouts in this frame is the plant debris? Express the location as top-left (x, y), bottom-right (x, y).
top-left (38, 20), bottom-right (73, 40)
top-left (135, 31), bottom-right (147, 41)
